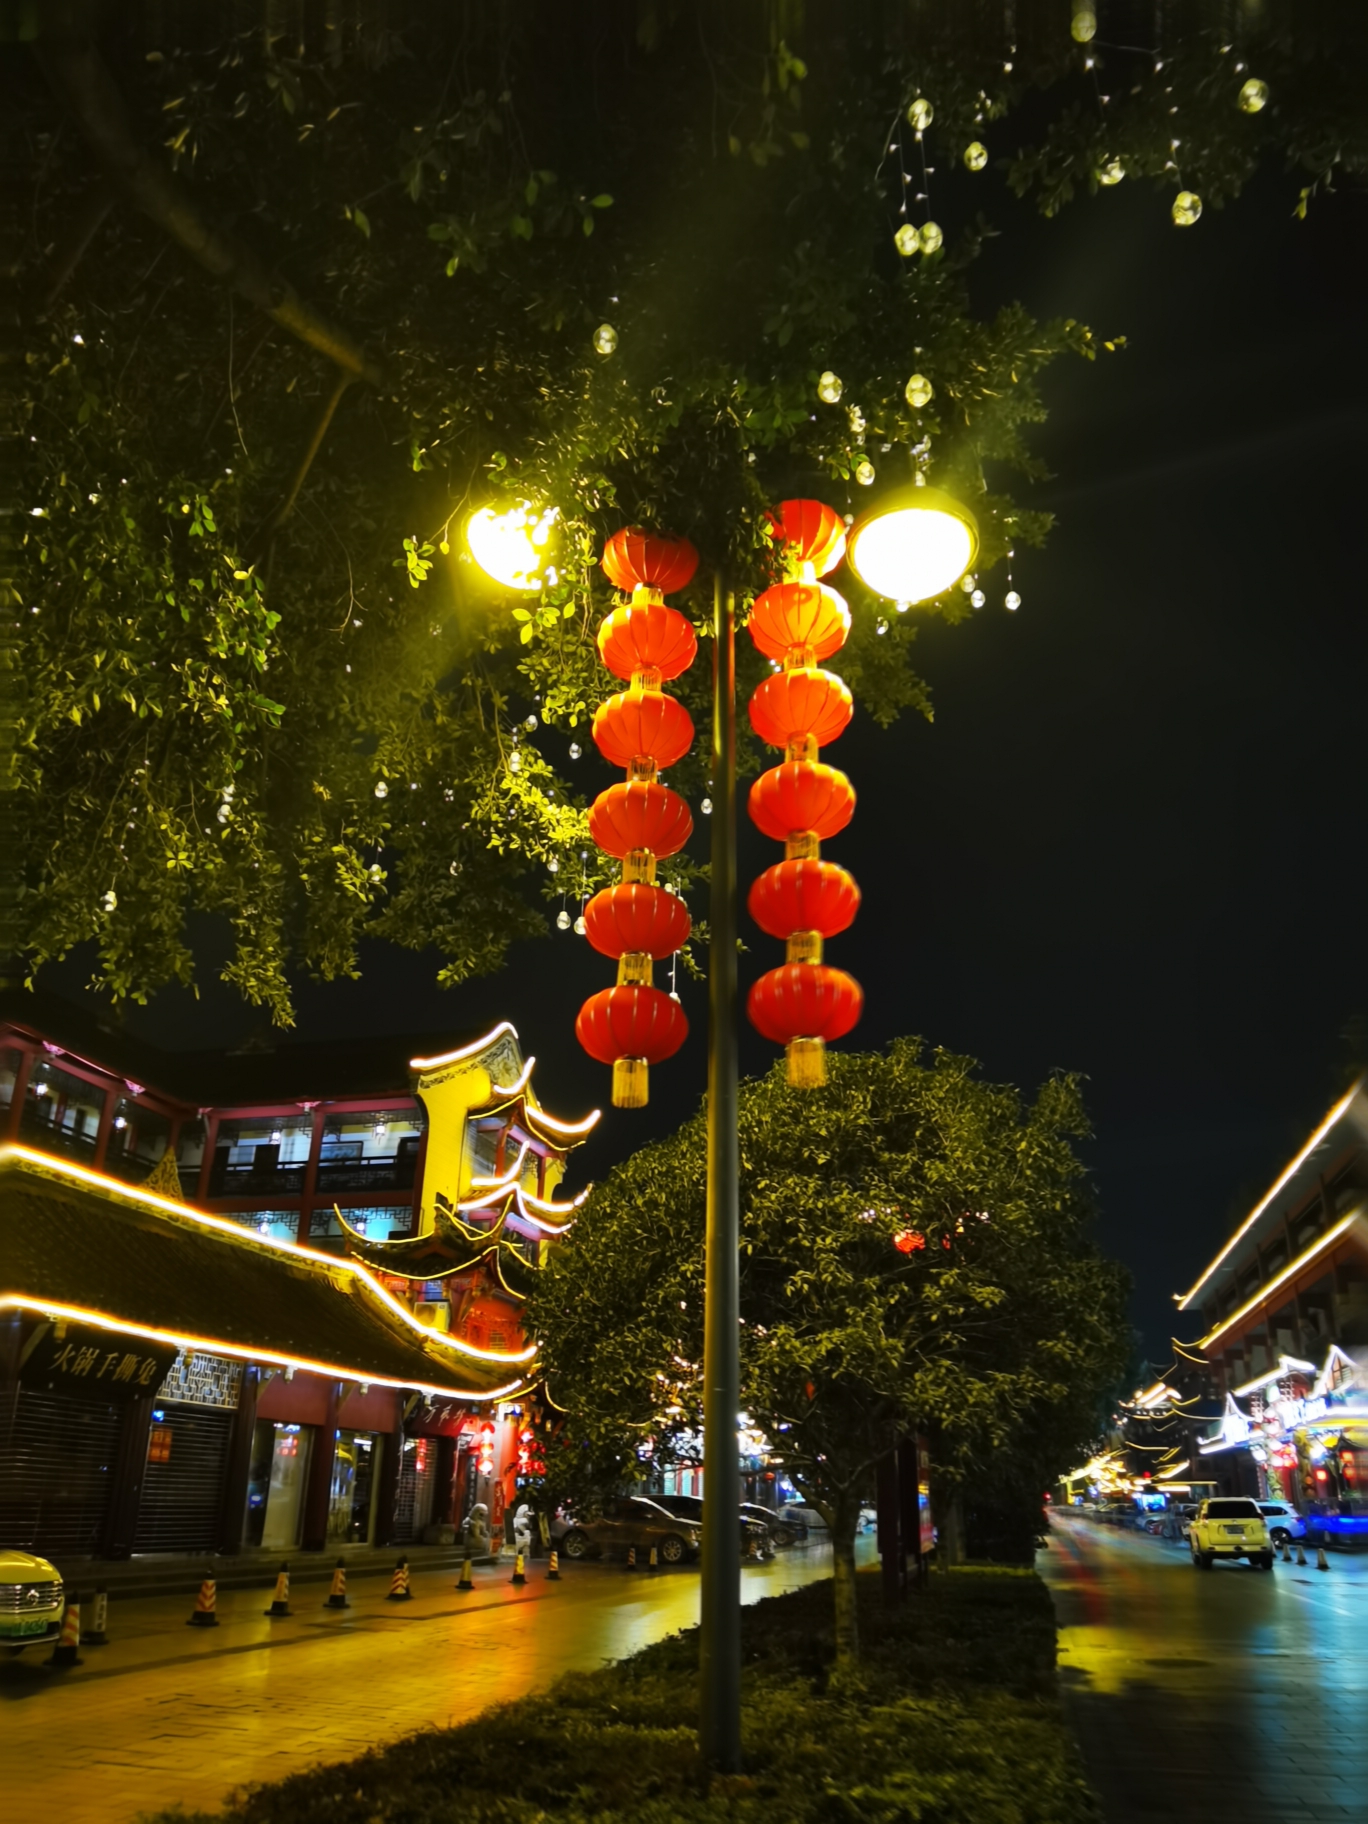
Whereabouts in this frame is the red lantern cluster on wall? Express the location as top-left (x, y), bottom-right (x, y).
top-left (576, 527), bottom-right (699, 1109)
top-left (745, 500), bottom-right (863, 1086)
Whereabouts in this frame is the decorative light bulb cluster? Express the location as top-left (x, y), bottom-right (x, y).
top-left (574, 529), bottom-right (698, 1108)
top-left (744, 500), bottom-right (864, 1087)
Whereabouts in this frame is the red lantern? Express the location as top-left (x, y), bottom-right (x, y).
top-left (588, 781), bottom-right (693, 860)
top-left (593, 690), bottom-right (695, 771)
top-left (597, 602), bottom-right (697, 682)
top-left (584, 883), bottom-right (692, 964)
top-left (748, 669), bottom-right (853, 753)
top-left (747, 860), bottom-right (860, 943)
top-left (747, 963), bottom-right (863, 1086)
top-left (748, 762), bottom-right (855, 845)
top-left (748, 582), bottom-right (850, 665)
top-left (576, 984), bottom-right (688, 1108)
top-left (768, 498), bottom-right (848, 578)
top-left (602, 527), bottom-right (699, 596)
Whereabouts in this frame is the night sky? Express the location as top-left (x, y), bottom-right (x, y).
top-left (44, 159), bottom-right (1367, 1369)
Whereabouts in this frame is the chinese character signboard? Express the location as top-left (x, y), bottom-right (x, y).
top-left (21, 1321), bottom-right (180, 1400)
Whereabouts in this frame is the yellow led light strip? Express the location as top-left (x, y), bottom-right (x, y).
top-left (469, 1139), bottom-right (533, 1190)
top-left (409, 1022), bottom-right (519, 1071)
top-left (523, 1103), bottom-right (602, 1137)
top-left (490, 1057), bottom-right (536, 1097)
top-left (1177, 1085), bottom-right (1360, 1310)
top-left (0, 1295), bottom-right (533, 1403)
top-left (0, 1144), bottom-right (536, 1367)
top-left (1198, 1211), bottom-right (1364, 1349)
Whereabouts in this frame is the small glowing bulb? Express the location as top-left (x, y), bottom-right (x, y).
top-left (701, 797), bottom-right (713, 815)
top-left (817, 369), bottom-right (843, 403)
top-left (556, 910), bottom-right (571, 931)
top-left (963, 141), bottom-right (988, 172)
top-left (971, 589), bottom-right (986, 608)
top-left (548, 857), bottom-right (559, 874)
top-left (216, 803), bottom-right (231, 824)
top-left (1071, 7), bottom-right (1097, 43)
top-left (374, 780), bottom-right (389, 799)
top-left (509, 750), bottom-right (521, 772)
top-left (1097, 159), bottom-right (1125, 186)
top-left (449, 860), bottom-right (462, 876)
top-left (573, 915), bottom-right (587, 936)
top-left (1005, 590), bottom-right (1021, 611)
top-left (894, 223), bottom-right (920, 257)
top-left (593, 323), bottom-right (618, 356)
top-left (524, 713), bottom-right (538, 731)
top-left (568, 742), bottom-right (582, 760)
top-left (102, 889), bottom-right (117, 912)
top-left (876, 617), bottom-right (889, 635)
top-left (907, 96), bottom-right (934, 131)
top-left (855, 458), bottom-right (876, 486)
top-left (960, 573), bottom-right (977, 593)
top-left (1238, 77), bottom-right (1269, 114)
top-left (1172, 190), bottom-right (1202, 226)
top-left (904, 372), bottom-right (934, 409)
top-left (918, 221), bottom-right (944, 254)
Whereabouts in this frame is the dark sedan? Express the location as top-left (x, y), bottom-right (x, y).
top-left (651, 1493), bottom-right (775, 1554)
top-left (550, 1496), bottom-right (700, 1563)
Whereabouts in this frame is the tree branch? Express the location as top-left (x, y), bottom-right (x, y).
top-left (33, 33), bottom-right (384, 388)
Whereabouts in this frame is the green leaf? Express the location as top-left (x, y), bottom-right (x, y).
top-left (590, 193), bottom-right (614, 208)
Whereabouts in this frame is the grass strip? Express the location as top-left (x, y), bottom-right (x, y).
top-left (139, 1566), bottom-right (1100, 1823)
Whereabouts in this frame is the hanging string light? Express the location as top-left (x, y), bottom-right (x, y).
top-left (575, 529), bottom-right (697, 1108)
top-left (744, 500), bottom-right (864, 1087)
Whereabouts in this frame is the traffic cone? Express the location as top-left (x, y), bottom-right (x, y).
top-left (1295, 1540), bottom-right (1307, 1566)
top-left (1279, 1538), bottom-right (1291, 1563)
top-left (387, 1557), bottom-right (412, 1601)
top-left (546, 1549), bottom-right (561, 1581)
top-left (455, 1556), bottom-right (474, 1593)
top-left (510, 1551), bottom-right (526, 1585)
top-left (264, 1563), bottom-right (292, 1617)
top-left (324, 1558), bottom-right (349, 1609)
top-left (626, 1544), bottom-right (636, 1570)
top-left (85, 1588), bottom-right (109, 1646)
top-left (647, 1544), bottom-right (658, 1572)
top-left (187, 1574), bottom-right (219, 1628)
top-left (47, 1598), bottom-right (82, 1669)
top-left (1317, 1543), bottom-right (1330, 1571)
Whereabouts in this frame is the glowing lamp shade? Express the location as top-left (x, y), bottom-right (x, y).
top-left (466, 502), bottom-right (560, 592)
top-left (846, 486), bottom-right (979, 605)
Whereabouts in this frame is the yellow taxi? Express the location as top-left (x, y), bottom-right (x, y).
top-left (1188, 1497), bottom-right (1274, 1571)
top-left (0, 1548), bottom-right (65, 1649)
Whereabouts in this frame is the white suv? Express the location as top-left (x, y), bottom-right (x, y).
top-left (1257, 1502), bottom-right (1306, 1545)
top-left (1189, 1497), bottom-right (1274, 1570)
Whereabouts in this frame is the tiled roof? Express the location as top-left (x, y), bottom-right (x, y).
top-left (0, 1148), bottom-right (533, 1400)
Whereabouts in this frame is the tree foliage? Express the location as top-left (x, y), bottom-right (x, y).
top-left (6, 2), bottom-right (1358, 1015)
top-left (528, 1040), bottom-right (1131, 1657)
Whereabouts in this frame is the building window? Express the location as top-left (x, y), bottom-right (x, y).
top-left (308, 1205), bottom-right (412, 1244)
top-left (315, 1107), bottom-right (424, 1195)
top-left (210, 1115), bottom-right (312, 1196)
top-left (221, 1208), bottom-right (300, 1244)
top-left (19, 1062), bottom-right (107, 1162)
top-left (0, 1048), bottom-right (23, 1115)
top-left (104, 1097), bottom-right (173, 1183)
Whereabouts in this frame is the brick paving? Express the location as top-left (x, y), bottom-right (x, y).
top-left (0, 1544), bottom-right (855, 1820)
top-left (1041, 1515), bottom-right (1368, 1824)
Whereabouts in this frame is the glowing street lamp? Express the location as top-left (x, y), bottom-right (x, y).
top-left (465, 502), bottom-right (561, 592)
top-left (845, 483), bottom-right (979, 606)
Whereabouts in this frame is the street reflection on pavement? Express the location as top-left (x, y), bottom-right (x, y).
top-left (1041, 1513), bottom-right (1368, 1823)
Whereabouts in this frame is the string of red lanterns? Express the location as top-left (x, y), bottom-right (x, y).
top-left (744, 500), bottom-right (863, 1086)
top-left (575, 528), bottom-right (699, 1108)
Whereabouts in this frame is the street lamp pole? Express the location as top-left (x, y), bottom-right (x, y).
top-left (699, 572), bottom-right (741, 1772)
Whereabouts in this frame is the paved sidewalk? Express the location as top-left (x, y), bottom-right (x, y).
top-left (0, 1542), bottom-right (857, 1821)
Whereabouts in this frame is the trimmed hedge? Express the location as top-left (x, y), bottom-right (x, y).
top-left (139, 1568), bottom-right (1100, 1823)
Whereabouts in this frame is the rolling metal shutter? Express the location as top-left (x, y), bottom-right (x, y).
top-left (0, 1387), bottom-right (122, 1558)
top-left (132, 1402), bottom-right (235, 1555)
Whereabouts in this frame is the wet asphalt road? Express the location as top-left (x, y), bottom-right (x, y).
top-left (1040, 1514), bottom-right (1368, 1824)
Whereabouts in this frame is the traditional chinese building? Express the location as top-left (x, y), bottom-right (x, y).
top-left (0, 992), bottom-right (595, 1563)
top-left (1169, 1080), bottom-right (1368, 1542)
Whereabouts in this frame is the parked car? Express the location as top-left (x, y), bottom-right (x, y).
top-left (0, 1548), bottom-right (64, 1651)
top-left (1257, 1502), bottom-right (1307, 1545)
top-left (1188, 1497), bottom-right (1274, 1570)
top-left (550, 1496), bottom-right (700, 1563)
top-left (740, 1501), bottom-right (806, 1547)
top-left (651, 1493), bottom-right (771, 1554)
top-left (777, 1501), bottom-right (828, 1533)
top-left (1177, 1504), bottom-right (1199, 1540)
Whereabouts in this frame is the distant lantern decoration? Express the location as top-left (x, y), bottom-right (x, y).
top-left (744, 500), bottom-right (863, 1086)
top-left (577, 526), bottom-right (700, 1108)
